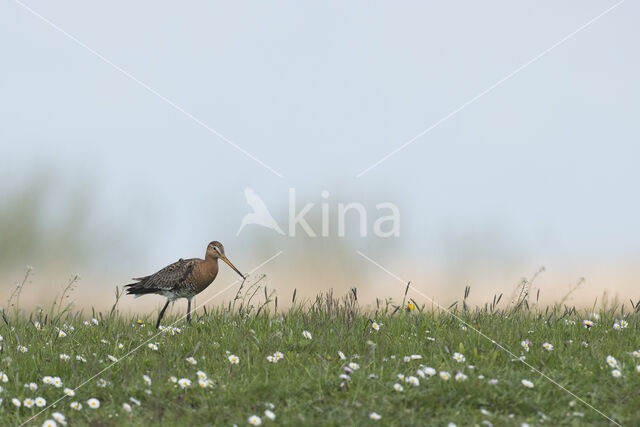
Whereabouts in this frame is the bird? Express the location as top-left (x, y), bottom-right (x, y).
top-left (236, 187), bottom-right (285, 236)
top-left (125, 241), bottom-right (245, 328)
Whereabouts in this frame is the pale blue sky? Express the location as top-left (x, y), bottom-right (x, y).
top-left (1, 1), bottom-right (638, 298)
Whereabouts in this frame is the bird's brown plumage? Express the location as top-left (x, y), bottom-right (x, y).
top-left (125, 241), bottom-right (245, 328)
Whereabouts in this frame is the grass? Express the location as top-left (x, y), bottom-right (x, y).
top-left (1, 275), bottom-right (639, 426)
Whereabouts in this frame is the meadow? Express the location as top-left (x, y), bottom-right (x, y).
top-left (1, 273), bottom-right (639, 426)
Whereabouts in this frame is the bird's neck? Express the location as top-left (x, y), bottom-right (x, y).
top-left (201, 255), bottom-right (219, 280)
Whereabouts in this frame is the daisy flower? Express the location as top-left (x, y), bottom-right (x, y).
top-left (52, 412), bottom-right (66, 425)
top-left (178, 378), bottom-right (191, 388)
top-left (76, 355), bottom-right (87, 363)
top-left (59, 353), bottom-right (70, 361)
top-left (228, 354), bottom-right (239, 364)
top-left (35, 396), bottom-right (47, 407)
top-left (23, 398), bottom-right (34, 408)
top-left (42, 420), bottom-right (56, 427)
top-left (97, 379), bottom-right (107, 388)
top-left (338, 351), bottom-right (346, 360)
top-left (100, 339), bottom-right (109, 344)
top-left (266, 355), bottom-right (276, 363)
top-left (410, 354), bottom-right (422, 360)
top-left (583, 320), bottom-right (594, 329)
top-left (302, 330), bottom-right (312, 340)
top-left (0, 372), bottom-right (8, 382)
top-left (423, 367), bottom-right (436, 376)
top-left (122, 403), bottom-right (132, 413)
top-left (455, 372), bottom-right (468, 382)
top-left (52, 377), bottom-right (63, 387)
top-left (521, 341), bottom-right (529, 352)
top-left (248, 415), bottom-right (262, 425)
top-left (12, 398), bottom-right (21, 407)
top-left (371, 322), bottom-right (380, 331)
top-left (439, 371), bottom-right (451, 381)
top-left (198, 379), bottom-right (212, 388)
top-left (542, 342), bottom-right (553, 351)
top-left (262, 410), bottom-right (275, 421)
top-left (87, 398), bottom-right (100, 409)
top-left (273, 351), bottom-right (284, 361)
top-left (108, 355), bottom-right (118, 362)
top-left (64, 388), bottom-right (75, 397)
top-left (27, 382), bottom-right (38, 391)
top-left (58, 330), bottom-right (67, 338)
top-left (611, 369), bottom-right (622, 378)
top-left (393, 383), bottom-right (404, 392)
top-left (148, 343), bottom-right (158, 351)
top-left (620, 320), bottom-right (628, 328)
top-left (606, 355), bottom-right (618, 368)
top-left (141, 374), bottom-right (151, 386)
top-left (613, 323), bottom-right (621, 331)
top-left (406, 376), bottom-right (420, 386)
top-left (369, 412), bottom-right (382, 420)
top-left (18, 345), bottom-right (28, 353)
top-left (186, 357), bottom-right (197, 365)
top-left (118, 343), bottom-right (124, 349)
top-left (168, 376), bottom-right (178, 383)
top-left (348, 362), bottom-right (360, 370)
top-left (70, 401), bottom-right (82, 410)
top-left (521, 379), bottom-right (534, 388)
top-left (453, 352), bottom-right (466, 362)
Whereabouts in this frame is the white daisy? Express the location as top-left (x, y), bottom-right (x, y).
top-left (302, 330), bottom-right (312, 340)
top-left (228, 354), bottom-right (239, 364)
top-left (143, 375), bottom-right (152, 385)
top-left (52, 412), bottom-right (66, 425)
top-left (611, 369), bottom-right (622, 378)
top-left (87, 398), bottom-right (100, 409)
top-left (35, 396), bottom-right (47, 407)
top-left (264, 409), bottom-right (276, 420)
top-left (178, 378), bottom-right (191, 388)
top-left (521, 379), bottom-right (534, 388)
top-left (406, 376), bottom-right (420, 386)
top-left (122, 402), bottom-right (132, 413)
top-left (248, 415), bottom-right (262, 425)
top-left (70, 401), bottom-right (82, 410)
top-left (439, 371), bottom-right (451, 381)
top-left (369, 412), bottom-right (382, 420)
top-left (453, 352), bottom-right (466, 362)
top-left (455, 372), bottom-right (468, 382)
top-left (393, 383), bottom-right (404, 392)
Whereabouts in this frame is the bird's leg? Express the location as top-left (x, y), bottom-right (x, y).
top-left (156, 299), bottom-right (171, 329)
top-left (186, 298), bottom-right (192, 324)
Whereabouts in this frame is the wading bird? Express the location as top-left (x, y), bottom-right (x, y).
top-left (125, 241), bottom-right (245, 328)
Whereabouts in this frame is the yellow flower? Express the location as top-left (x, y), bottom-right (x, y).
top-left (407, 303), bottom-right (416, 311)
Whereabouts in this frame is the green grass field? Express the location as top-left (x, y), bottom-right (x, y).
top-left (1, 277), bottom-right (639, 426)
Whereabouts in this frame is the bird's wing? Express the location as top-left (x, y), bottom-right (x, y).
top-left (131, 258), bottom-right (197, 290)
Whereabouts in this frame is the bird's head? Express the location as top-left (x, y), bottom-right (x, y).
top-left (206, 241), bottom-right (246, 279)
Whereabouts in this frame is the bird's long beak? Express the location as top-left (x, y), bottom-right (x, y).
top-left (221, 256), bottom-right (246, 280)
